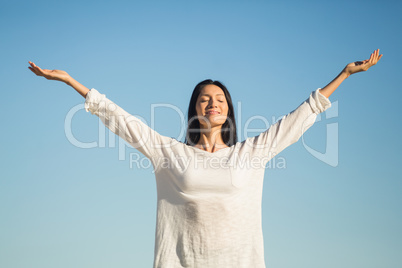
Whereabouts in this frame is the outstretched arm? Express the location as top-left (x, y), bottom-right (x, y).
top-left (251, 49), bottom-right (383, 162)
top-left (28, 61), bottom-right (173, 161)
top-left (319, 49), bottom-right (383, 98)
top-left (28, 61), bottom-right (90, 98)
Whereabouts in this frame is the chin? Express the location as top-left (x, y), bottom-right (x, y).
top-left (200, 121), bottom-right (227, 129)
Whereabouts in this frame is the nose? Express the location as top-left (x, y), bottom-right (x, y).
top-left (208, 99), bottom-right (218, 108)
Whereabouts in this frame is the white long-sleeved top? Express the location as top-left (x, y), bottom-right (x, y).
top-left (84, 88), bottom-right (331, 268)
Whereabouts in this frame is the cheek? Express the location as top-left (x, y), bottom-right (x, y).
top-left (223, 104), bottom-right (229, 115)
top-left (196, 103), bottom-right (204, 117)
top-left (195, 104), bottom-right (208, 126)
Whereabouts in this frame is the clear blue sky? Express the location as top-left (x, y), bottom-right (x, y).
top-left (1, 0), bottom-right (401, 267)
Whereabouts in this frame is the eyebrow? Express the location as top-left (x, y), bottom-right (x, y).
top-left (199, 93), bottom-right (225, 97)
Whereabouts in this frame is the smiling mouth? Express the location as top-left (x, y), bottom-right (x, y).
top-left (205, 111), bottom-right (220, 115)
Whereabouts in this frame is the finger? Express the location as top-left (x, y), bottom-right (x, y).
top-left (30, 62), bottom-right (40, 71)
top-left (28, 62), bottom-right (47, 76)
top-left (371, 50), bottom-right (377, 64)
top-left (34, 65), bottom-right (46, 75)
top-left (378, 54), bottom-right (383, 61)
top-left (28, 66), bottom-right (36, 73)
top-left (28, 66), bottom-right (41, 76)
top-left (369, 51), bottom-right (375, 65)
top-left (28, 66), bottom-right (39, 74)
top-left (375, 49), bottom-right (379, 61)
top-left (373, 49), bottom-right (380, 64)
top-left (29, 62), bottom-right (48, 76)
top-left (376, 49), bottom-right (382, 60)
top-left (31, 62), bottom-right (43, 72)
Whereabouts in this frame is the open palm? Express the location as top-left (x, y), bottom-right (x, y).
top-left (344, 49), bottom-right (383, 76)
top-left (28, 61), bottom-right (70, 82)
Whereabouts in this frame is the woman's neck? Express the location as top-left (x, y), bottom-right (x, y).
top-left (195, 126), bottom-right (228, 153)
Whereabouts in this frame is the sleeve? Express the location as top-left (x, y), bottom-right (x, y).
top-left (246, 88), bottom-right (332, 162)
top-left (84, 88), bottom-right (173, 160)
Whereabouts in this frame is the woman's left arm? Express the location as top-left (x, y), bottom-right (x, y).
top-left (248, 49), bottom-right (383, 162)
top-left (319, 49), bottom-right (383, 98)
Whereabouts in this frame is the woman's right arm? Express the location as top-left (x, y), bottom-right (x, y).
top-left (28, 61), bottom-right (173, 161)
top-left (28, 61), bottom-right (90, 98)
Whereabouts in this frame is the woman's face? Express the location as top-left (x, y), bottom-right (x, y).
top-left (195, 84), bottom-right (229, 129)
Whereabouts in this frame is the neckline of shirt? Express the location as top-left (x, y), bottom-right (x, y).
top-left (188, 145), bottom-right (234, 156)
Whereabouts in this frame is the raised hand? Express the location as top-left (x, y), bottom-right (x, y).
top-left (28, 61), bottom-right (71, 83)
top-left (319, 49), bottom-right (384, 98)
top-left (28, 61), bottom-right (89, 97)
top-left (343, 49), bottom-right (383, 76)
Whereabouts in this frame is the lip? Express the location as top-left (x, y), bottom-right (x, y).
top-left (205, 110), bottom-right (220, 115)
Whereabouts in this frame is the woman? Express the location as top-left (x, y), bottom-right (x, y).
top-left (28, 50), bottom-right (382, 268)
